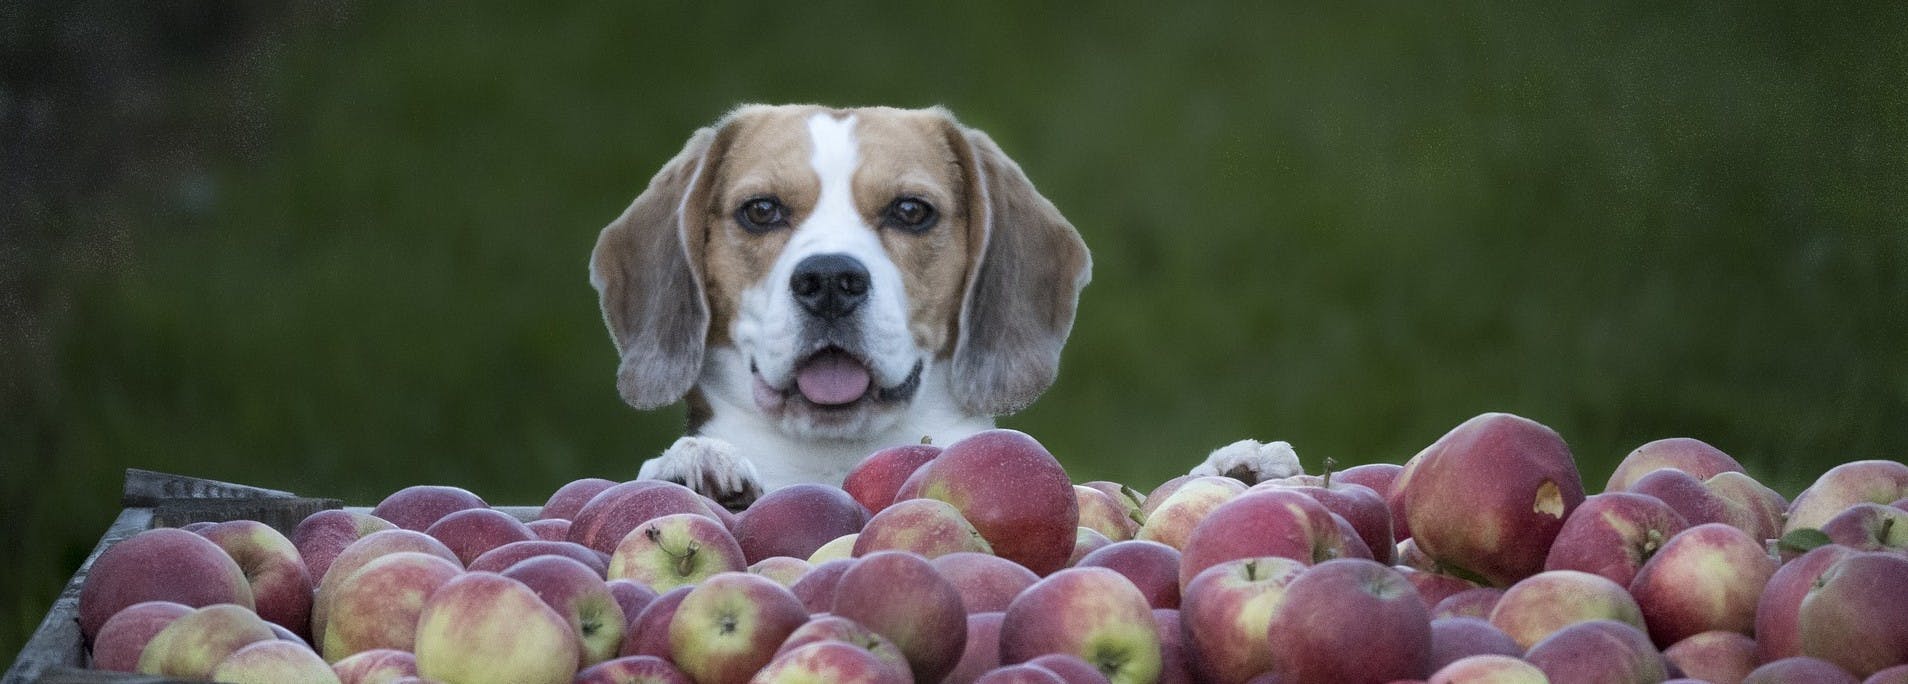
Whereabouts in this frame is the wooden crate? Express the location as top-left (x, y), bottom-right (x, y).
top-left (5, 469), bottom-right (341, 684)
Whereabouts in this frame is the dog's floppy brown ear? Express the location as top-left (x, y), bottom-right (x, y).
top-left (948, 119), bottom-right (1093, 415)
top-left (589, 125), bottom-right (724, 410)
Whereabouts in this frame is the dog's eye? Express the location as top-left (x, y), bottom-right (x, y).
top-left (736, 197), bottom-right (790, 232)
top-left (883, 197), bottom-right (937, 233)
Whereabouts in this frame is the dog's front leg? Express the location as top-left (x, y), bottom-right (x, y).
top-left (1190, 439), bottom-right (1304, 485)
top-left (639, 436), bottom-right (766, 511)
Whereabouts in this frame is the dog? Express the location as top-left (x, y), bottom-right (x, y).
top-left (590, 104), bottom-right (1297, 508)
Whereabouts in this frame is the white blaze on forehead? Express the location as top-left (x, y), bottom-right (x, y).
top-left (794, 112), bottom-right (875, 255)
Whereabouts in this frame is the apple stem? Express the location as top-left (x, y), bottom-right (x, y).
top-left (920, 435), bottom-right (933, 445)
top-left (678, 541), bottom-right (701, 577)
top-left (1321, 456), bottom-right (1337, 489)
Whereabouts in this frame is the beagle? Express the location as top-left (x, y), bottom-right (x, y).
top-left (591, 105), bottom-right (1296, 508)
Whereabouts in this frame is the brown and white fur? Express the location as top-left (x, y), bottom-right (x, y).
top-left (590, 105), bottom-right (1296, 507)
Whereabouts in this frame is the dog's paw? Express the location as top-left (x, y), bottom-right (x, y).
top-left (639, 436), bottom-right (765, 510)
top-left (1190, 439), bottom-right (1303, 485)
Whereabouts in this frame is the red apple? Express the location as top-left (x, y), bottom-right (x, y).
top-left (90, 600), bottom-right (193, 672)
top-left (320, 550), bottom-right (462, 661)
top-left (772, 614), bottom-right (910, 680)
top-left (832, 550), bottom-right (968, 683)
top-left (1867, 664), bottom-right (1908, 684)
top-left (1628, 523), bottom-right (1776, 647)
top-left (1080, 481), bottom-right (1146, 528)
top-left (1069, 527), bottom-right (1113, 566)
top-left (1143, 475), bottom-right (1196, 519)
top-left (1179, 556), bottom-right (1306, 684)
top-left (1135, 476), bottom-right (1247, 551)
top-left (931, 551), bottom-right (1042, 615)
top-left (734, 483), bottom-right (870, 563)
top-left (620, 585), bottom-right (692, 660)
top-left (1428, 654), bottom-right (1548, 683)
top-left (370, 484), bottom-right (488, 532)
top-left (977, 664), bottom-right (1068, 684)
top-left (853, 497), bottom-right (993, 559)
top-left (1488, 569), bottom-right (1645, 651)
top-left (573, 655), bottom-right (691, 684)
top-left (1742, 657), bottom-right (1860, 684)
top-left (1798, 551), bottom-right (1908, 677)
top-left (606, 512), bottom-right (747, 591)
top-left (293, 510), bottom-right (398, 589)
top-left (1628, 469), bottom-right (1784, 542)
top-left (1523, 619), bottom-right (1668, 684)
top-left (754, 640), bottom-right (912, 683)
top-left (1264, 558), bottom-right (1432, 684)
top-left (1427, 617), bottom-right (1521, 673)
top-left (843, 441), bottom-right (941, 514)
top-left (1543, 491), bottom-right (1690, 588)
top-left (667, 571), bottom-right (810, 684)
top-left (1152, 609), bottom-right (1195, 684)
top-left (569, 480), bottom-right (721, 555)
top-left (1756, 543), bottom-right (1859, 663)
top-left (607, 578), bottom-right (659, 632)
top-left (1076, 540), bottom-right (1182, 610)
top-left (1026, 653), bottom-right (1111, 684)
top-left (310, 529), bottom-right (460, 646)
top-left (503, 554), bottom-right (628, 667)
top-left (1179, 489), bottom-right (1349, 588)
top-left (425, 507), bottom-right (537, 566)
top-left (1396, 412), bottom-right (1585, 587)
top-left (77, 528), bottom-right (255, 642)
top-left (808, 533), bottom-right (859, 564)
top-left (895, 429), bottom-right (1079, 576)
top-left (1255, 475), bottom-right (1396, 565)
top-left (1820, 503), bottom-right (1908, 553)
top-left (1663, 630), bottom-right (1757, 684)
top-left (1429, 587), bottom-right (1505, 620)
top-left (467, 539), bottom-right (609, 576)
top-left (1398, 567), bottom-right (1483, 612)
top-left (748, 556), bottom-right (813, 587)
top-left (542, 477), bottom-right (620, 521)
top-left (209, 639), bottom-right (337, 683)
top-left (1002, 566), bottom-right (1163, 684)
top-left (789, 558), bottom-right (858, 614)
top-left (528, 518), bottom-right (573, 541)
top-left (1076, 485), bottom-right (1140, 542)
top-left (414, 572), bottom-right (579, 684)
top-left (1785, 460), bottom-right (1908, 535)
top-left (950, 611), bottom-right (1007, 683)
top-left (329, 648), bottom-right (417, 684)
top-left (136, 603), bottom-right (277, 679)
top-left (1606, 437), bottom-right (1745, 492)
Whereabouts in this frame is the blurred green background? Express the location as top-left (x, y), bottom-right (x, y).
top-left (5, 1), bottom-right (1905, 662)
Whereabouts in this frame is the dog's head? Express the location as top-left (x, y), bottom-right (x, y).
top-left (591, 105), bottom-right (1090, 440)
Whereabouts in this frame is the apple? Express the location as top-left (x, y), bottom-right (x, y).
top-left (1179, 489), bottom-right (1351, 588)
top-left (293, 510), bottom-right (398, 589)
top-left (1135, 476), bottom-right (1247, 551)
top-left (607, 578), bottom-right (659, 630)
top-left (136, 603), bottom-right (277, 679)
top-left (77, 528), bottom-right (255, 642)
top-left (1080, 481), bottom-right (1146, 527)
top-left (1868, 665), bottom-right (1908, 684)
top-left (1026, 653), bottom-right (1111, 684)
top-left (329, 648), bottom-right (417, 684)
top-left (1077, 485), bottom-right (1140, 542)
top-left (950, 611), bottom-right (1007, 683)
top-left (209, 639), bottom-right (339, 684)
top-left (574, 655), bottom-right (692, 684)
top-left (895, 429), bottom-right (1080, 575)
top-left (414, 572), bottom-right (579, 684)
top-left (1334, 463), bottom-right (1402, 508)
top-left (89, 600), bottom-right (193, 671)
top-left (789, 558), bottom-right (858, 614)
top-left (1396, 412), bottom-right (1585, 587)
top-left (667, 571), bottom-right (810, 684)
top-left (1397, 567), bottom-right (1483, 612)
top-left (1142, 476), bottom-right (1195, 518)
top-left (1426, 617), bottom-right (1521, 673)
top-left (570, 480), bottom-right (722, 555)
top-left (734, 483), bottom-right (871, 563)
top-left (1075, 540), bottom-right (1182, 609)
top-left (1001, 566), bottom-right (1163, 684)
top-left (1820, 503), bottom-right (1908, 553)
top-left (753, 641), bottom-right (911, 683)
top-left (370, 484), bottom-right (488, 532)
top-left (1429, 587), bottom-right (1504, 620)
top-left (749, 556), bottom-right (813, 587)
top-left (1628, 469), bottom-right (1784, 542)
top-left (1523, 618), bottom-right (1667, 684)
top-left (528, 518), bottom-right (573, 541)
top-left (425, 507), bottom-right (537, 566)
top-left (620, 585), bottom-right (693, 660)
top-left (977, 664), bottom-right (1068, 684)
top-left (1798, 551), bottom-right (1908, 677)
top-left (1152, 609), bottom-right (1195, 684)
top-left (1427, 654), bottom-right (1548, 684)
top-left (1742, 657), bottom-right (1860, 684)
top-left (1663, 630), bottom-right (1757, 684)
top-left (773, 614), bottom-right (911, 679)
top-left (1628, 523), bottom-right (1777, 647)
top-left (1487, 569), bottom-right (1645, 651)
top-left (1256, 474), bottom-right (1396, 565)
top-left (832, 550), bottom-right (968, 683)
top-left (1756, 543), bottom-right (1859, 663)
top-left (843, 441), bottom-right (941, 514)
top-left (853, 497), bottom-right (993, 558)
top-left (1070, 527), bottom-right (1113, 566)
top-left (1543, 491), bottom-right (1690, 588)
top-left (467, 539), bottom-right (610, 576)
top-left (808, 533), bottom-right (859, 564)
top-left (1785, 460), bottom-right (1908, 535)
top-left (932, 551), bottom-right (1043, 614)
top-left (311, 529), bottom-right (460, 646)
top-left (542, 477), bottom-right (620, 521)
top-left (503, 554), bottom-right (627, 667)
top-left (1178, 556), bottom-right (1305, 684)
top-left (321, 550), bottom-right (462, 661)
top-left (607, 512), bottom-right (748, 591)
top-left (1264, 558), bottom-right (1432, 684)
top-left (1606, 437), bottom-right (1745, 492)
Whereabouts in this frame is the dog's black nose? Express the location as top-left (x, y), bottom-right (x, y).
top-left (790, 253), bottom-right (870, 320)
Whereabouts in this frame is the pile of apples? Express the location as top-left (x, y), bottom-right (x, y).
top-left (72, 412), bottom-right (1908, 684)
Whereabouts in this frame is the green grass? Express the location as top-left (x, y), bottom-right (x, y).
top-left (7, 2), bottom-right (1906, 662)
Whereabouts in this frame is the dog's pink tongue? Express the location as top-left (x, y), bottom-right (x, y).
top-left (796, 355), bottom-right (871, 405)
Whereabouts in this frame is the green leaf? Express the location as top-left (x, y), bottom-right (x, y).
top-left (1778, 528), bottom-right (1832, 555)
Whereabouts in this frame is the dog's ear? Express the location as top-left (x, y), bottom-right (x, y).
top-left (945, 116), bottom-right (1093, 415)
top-left (589, 123), bottom-right (728, 410)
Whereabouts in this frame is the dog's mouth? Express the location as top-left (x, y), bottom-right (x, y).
top-left (752, 348), bottom-right (923, 411)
